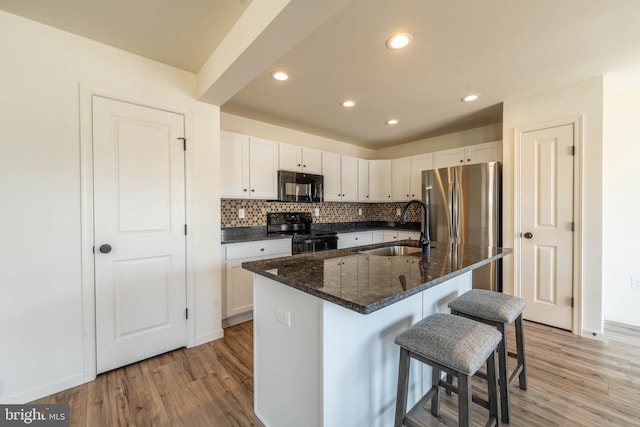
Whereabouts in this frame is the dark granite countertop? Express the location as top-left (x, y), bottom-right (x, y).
top-left (242, 241), bottom-right (512, 314)
top-left (221, 221), bottom-right (421, 244)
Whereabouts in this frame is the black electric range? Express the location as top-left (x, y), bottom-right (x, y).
top-left (266, 212), bottom-right (338, 255)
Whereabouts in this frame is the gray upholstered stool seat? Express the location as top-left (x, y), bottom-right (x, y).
top-left (448, 290), bottom-right (528, 424)
top-left (394, 313), bottom-right (501, 427)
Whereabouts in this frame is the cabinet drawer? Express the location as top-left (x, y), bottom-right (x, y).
top-left (225, 238), bottom-right (291, 260)
top-left (337, 232), bottom-right (373, 249)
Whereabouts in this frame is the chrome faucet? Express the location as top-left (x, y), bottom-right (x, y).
top-left (400, 199), bottom-right (430, 249)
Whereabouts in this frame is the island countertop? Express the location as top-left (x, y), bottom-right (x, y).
top-left (242, 241), bottom-right (511, 314)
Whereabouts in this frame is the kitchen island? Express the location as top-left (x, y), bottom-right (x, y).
top-left (243, 241), bottom-right (511, 427)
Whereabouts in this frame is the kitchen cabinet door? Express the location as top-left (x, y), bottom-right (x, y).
top-left (322, 152), bottom-right (342, 201)
top-left (410, 153), bottom-right (433, 199)
top-left (220, 131), bottom-right (250, 197)
top-left (279, 142), bottom-right (303, 172)
top-left (434, 141), bottom-right (502, 168)
top-left (369, 160), bottom-right (392, 202)
top-left (340, 155), bottom-right (358, 202)
top-left (249, 137), bottom-right (279, 199)
top-left (357, 158), bottom-right (370, 202)
top-left (466, 141), bottom-right (502, 164)
top-left (392, 157), bottom-right (412, 202)
top-left (434, 147), bottom-right (465, 168)
top-left (302, 148), bottom-right (323, 174)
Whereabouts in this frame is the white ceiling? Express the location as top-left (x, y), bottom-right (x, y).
top-left (2, 0), bottom-right (640, 149)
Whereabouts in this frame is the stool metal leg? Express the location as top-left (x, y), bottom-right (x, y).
top-left (486, 351), bottom-right (499, 426)
top-left (458, 374), bottom-right (472, 427)
top-left (430, 367), bottom-right (441, 417)
top-left (394, 348), bottom-right (410, 427)
top-left (497, 322), bottom-right (510, 424)
top-left (515, 314), bottom-right (528, 390)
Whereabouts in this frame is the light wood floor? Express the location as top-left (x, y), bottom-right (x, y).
top-left (34, 320), bottom-right (640, 426)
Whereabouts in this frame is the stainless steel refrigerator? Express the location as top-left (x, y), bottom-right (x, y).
top-left (422, 162), bottom-right (502, 291)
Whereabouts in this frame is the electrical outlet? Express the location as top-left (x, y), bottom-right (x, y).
top-left (275, 306), bottom-right (291, 327)
top-left (358, 208), bottom-right (362, 216)
top-left (396, 208), bottom-right (401, 216)
top-left (238, 208), bottom-right (245, 219)
top-left (631, 274), bottom-right (640, 289)
top-left (315, 208), bottom-right (320, 217)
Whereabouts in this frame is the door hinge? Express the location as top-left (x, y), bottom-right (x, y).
top-left (571, 297), bottom-right (575, 308)
top-left (571, 222), bottom-right (575, 232)
top-left (571, 146), bottom-right (575, 156)
top-left (178, 137), bottom-right (186, 151)
top-left (185, 308), bottom-right (189, 319)
top-left (184, 224), bottom-right (188, 235)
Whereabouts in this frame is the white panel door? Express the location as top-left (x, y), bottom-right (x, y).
top-left (520, 124), bottom-right (574, 330)
top-left (93, 96), bottom-right (187, 373)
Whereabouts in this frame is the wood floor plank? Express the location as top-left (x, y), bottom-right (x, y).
top-left (32, 319), bottom-right (640, 426)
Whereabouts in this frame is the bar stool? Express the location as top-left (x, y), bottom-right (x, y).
top-left (394, 313), bottom-right (501, 427)
top-left (448, 290), bottom-right (527, 424)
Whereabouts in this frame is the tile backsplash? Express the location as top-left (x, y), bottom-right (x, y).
top-left (221, 199), bottom-right (422, 227)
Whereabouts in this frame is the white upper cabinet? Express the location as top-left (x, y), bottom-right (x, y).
top-left (410, 153), bottom-right (433, 200)
top-left (391, 157), bottom-right (412, 202)
top-left (279, 143), bottom-right (322, 174)
top-left (369, 159), bottom-right (392, 202)
top-left (322, 152), bottom-right (358, 202)
top-left (357, 158), bottom-right (370, 202)
top-left (220, 131), bottom-right (249, 198)
top-left (220, 131), bottom-right (278, 199)
top-left (340, 156), bottom-right (358, 202)
top-left (434, 141), bottom-right (502, 168)
top-left (322, 152), bottom-right (341, 201)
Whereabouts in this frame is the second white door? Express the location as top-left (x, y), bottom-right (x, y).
top-left (520, 123), bottom-right (574, 330)
top-left (93, 96), bottom-right (187, 373)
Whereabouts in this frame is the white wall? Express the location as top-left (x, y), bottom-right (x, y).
top-left (221, 112), bottom-right (374, 158)
top-left (0, 11), bottom-right (221, 403)
top-left (602, 66), bottom-right (640, 327)
top-left (502, 78), bottom-right (604, 336)
top-left (372, 123), bottom-right (502, 159)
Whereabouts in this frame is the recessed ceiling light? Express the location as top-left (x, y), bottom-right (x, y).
top-left (386, 119), bottom-right (399, 125)
top-left (271, 71), bottom-right (289, 81)
top-left (461, 94), bottom-right (480, 102)
top-left (341, 100), bottom-right (356, 108)
top-left (386, 33), bottom-right (412, 50)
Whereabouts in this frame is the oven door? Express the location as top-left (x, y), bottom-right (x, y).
top-left (292, 236), bottom-right (338, 254)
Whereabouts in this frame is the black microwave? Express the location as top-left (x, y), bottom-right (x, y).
top-left (277, 171), bottom-right (324, 202)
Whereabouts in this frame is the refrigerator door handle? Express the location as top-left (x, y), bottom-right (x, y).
top-left (455, 170), bottom-right (462, 241)
top-left (448, 175), bottom-right (456, 240)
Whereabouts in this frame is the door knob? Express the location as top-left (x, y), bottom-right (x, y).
top-left (99, 244), bottom-right (112, 253)
top-left (523, 232), bottom-right (534, 239)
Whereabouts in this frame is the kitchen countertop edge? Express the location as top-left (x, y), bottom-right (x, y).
top-left (243, 242), bottom-right (512, 314)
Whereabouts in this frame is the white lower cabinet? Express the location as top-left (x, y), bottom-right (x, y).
top-left (223, 239), bottom-right (291, 322)
top-left (382, 230), bottom-right (421, 242)
top-left (337, 231), bottom-right (374, 249)
top-left (339, 230), bottom-right (420, 248)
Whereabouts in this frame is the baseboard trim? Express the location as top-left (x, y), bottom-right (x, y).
top-left (604, 315), bottom-right (640, 329)
top-left (193, 328), bottom-right (224, 347)
top-left (0, 373), bottom-right (83, 404)
top-left (222, 311), bottom-right (253, 328)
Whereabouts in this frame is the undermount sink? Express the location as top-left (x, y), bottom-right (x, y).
top-left (358, 245), bottom-right (424, 257)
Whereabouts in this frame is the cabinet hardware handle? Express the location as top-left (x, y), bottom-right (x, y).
top-left (251, 189), bottom-right (255, 192)
top-left (303, 164), bottom-right (306, 167)
top-left (243, 189), bottom-right (247, 192)
top-left (298, 164), bottom-right (301, 167)
top-left (460, 159), bottom-right (464, 163)
top-left (260, 248), bottom-right (265, 251)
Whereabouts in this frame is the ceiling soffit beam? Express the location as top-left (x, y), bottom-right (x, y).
top-left (196, 0), bottom-right (350, 106)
